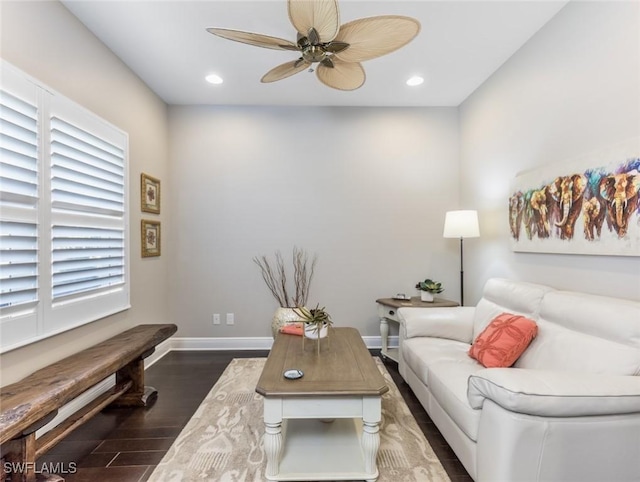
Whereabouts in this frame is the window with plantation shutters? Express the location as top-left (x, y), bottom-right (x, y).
top-left (0, 60), bottom-right (129, 352)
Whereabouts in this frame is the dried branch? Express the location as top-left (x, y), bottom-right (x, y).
top-left (293, 247), bottom-right (317, 306)
top-left (253, 247), bottom-right (317, 307)
top-left (253, 253), bottom-right (287, 306)
top-left (276, 251), bottom-right (290, 308)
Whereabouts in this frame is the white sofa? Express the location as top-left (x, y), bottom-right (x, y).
top-left (398, 278), bottom-right (640, 482)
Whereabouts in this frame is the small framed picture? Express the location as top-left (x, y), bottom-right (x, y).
top-left (141, 173), bottom-right (160, 214)
top-left (141, 219), bottom-right (161, 257)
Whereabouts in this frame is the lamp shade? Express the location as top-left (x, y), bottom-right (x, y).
top-left (443, 210), bottom-right (480, 238)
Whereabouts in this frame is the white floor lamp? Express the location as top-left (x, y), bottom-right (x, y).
top-left (443, 210), bottom-right (479, 306)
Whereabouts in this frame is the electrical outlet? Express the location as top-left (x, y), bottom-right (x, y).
top-left (226, 313), bottom-right (234, 325)
top-left (213, 313), bottom-right (220, 325)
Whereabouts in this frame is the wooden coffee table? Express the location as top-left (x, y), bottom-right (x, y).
top-left (256, 327), bottom-right (389, 481)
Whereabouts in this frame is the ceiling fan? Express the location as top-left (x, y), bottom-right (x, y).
top-left (206, 0), bottom-right (421, 91)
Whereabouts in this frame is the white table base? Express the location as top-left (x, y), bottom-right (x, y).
top-left (263, 395), bottom-right (381, 481)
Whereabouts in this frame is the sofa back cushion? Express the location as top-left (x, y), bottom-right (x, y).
top-left (472, 278), bottom-right (552, 339)
top-left (515, 291), bottom-right (640, 375)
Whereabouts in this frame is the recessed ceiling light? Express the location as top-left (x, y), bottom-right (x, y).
top-left (406, 76), bottom-right (424, 87)
top-left (205, 73), bottom-right (223, 85)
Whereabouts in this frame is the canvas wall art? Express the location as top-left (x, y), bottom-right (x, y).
top-left (509, 137), bottom-right (639, 256)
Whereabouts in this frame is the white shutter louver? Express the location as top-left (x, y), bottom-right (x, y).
top-left (52, 225), bottom-right (124, 300)
top-left (0, 87), bottom-right (39, 313)
top-left (49, 113), bottom-right (126, 302)
top-left (50, 117), bottom-right (124, 216)
top-left (0, 221), bottom-right (38, 309)
top-left (0, 91), bottom-right (38, 206)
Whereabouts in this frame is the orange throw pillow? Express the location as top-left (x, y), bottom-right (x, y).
top-left (468, 313), bottom-right (538, 368)
top-left (279, 322), bottom-right (303, 336)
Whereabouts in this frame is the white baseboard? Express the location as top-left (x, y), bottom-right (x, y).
top-left (36, 375), bottom-right (115, 438)
top-left (162, 335), bottom-right (396, 352)
top-left (35, 334), bottom-right (397, 440)
top-left (144, 337), bottom-right (174, 367)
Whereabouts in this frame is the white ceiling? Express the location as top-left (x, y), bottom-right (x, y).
top-left (61, 0), bottom-right (569, 107)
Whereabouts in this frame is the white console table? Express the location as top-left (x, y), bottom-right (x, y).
top-left (376, 296), bottom-right (458, 362)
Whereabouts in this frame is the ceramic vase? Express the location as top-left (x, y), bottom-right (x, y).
top-left (304, 322), bottom-right (329, 339)
top-left (271, 307), bottom-right (304, 339)
top-left (420, 291), bottom-right (435, 302)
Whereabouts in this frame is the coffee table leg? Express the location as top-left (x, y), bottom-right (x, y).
top-left (362, 396), bottom-right (381, 481)
top-left (263, 398), bottom-right (283, 479)
top-left (264, 421), bottom-right (282, 477)
top-left (362, 420), bottom-right (380, 481)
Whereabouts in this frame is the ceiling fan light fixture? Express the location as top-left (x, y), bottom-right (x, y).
top-left (406, 75), bottom-right (424, 86)
top-left (207, 0), bottom-right (420, 90)
top-left (205, 73), bottom-right (224, 84)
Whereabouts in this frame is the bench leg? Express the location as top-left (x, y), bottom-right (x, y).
top-left (2, 433), bottom-right (36, 482)
top-left (111, 356), bottom-right (157, 407)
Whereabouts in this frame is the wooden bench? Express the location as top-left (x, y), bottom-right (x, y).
top-left (0, 323), bottom-right (177, 482)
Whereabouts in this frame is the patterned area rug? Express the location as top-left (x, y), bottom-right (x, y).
top-left (149, 358), bottom-right (451, 482)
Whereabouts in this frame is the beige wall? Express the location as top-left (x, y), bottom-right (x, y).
top-left (459, 0), bottom-right (640, 303)
top-left (0, 1), bottom-right (172, 384)
top-left (167, 105), bottom-right (460, 338)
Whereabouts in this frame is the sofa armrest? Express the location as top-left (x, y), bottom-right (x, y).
top-left (468, 368), bottom-right (640, 417)
top-left (398, 306), bottom-right (475, 343)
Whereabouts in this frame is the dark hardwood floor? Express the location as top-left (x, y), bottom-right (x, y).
top-left (36, 350), bottom-right (473, 482)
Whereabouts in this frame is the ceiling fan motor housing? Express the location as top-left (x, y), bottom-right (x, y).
top-left (302, 45), bottom-right (328, 63)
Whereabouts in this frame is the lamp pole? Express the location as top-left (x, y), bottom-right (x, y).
top-left (443, 210), bottom-right (479, 308)
top-left (459, 237), bottom-right (464, 306)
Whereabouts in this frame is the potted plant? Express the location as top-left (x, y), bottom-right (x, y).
top-left (294, 304), bottom-right (332, 355)
top-left (294, 304), bottom-right (332, 338)
top-left (415, 278), bottom-right (444, 303)
top-left (253, 247), bottom-right (317, 338)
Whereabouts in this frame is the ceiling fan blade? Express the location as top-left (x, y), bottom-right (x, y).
top-left (316, 60), bottom-right (365, 91)
top-left (207, 28), bottom-right (299, 51)
top-left (334, 16), bottom-right (420, 63)
top-left (288, 0), bottom-right (340, 43)
top-left (324, 41), bottom-right (349, 54)
top-left (261, 59), bottom-right (312, 83)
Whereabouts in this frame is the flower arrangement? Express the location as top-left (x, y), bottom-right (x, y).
top-left (253, 247), bottom-right (317, 307)
top-left (415, 279), bottom-right (444, 294)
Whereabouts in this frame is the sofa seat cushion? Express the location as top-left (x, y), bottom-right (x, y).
top-left (402, 337), bottom-right (477, 387)
top-left (429, 362), bottom-right (483, 441)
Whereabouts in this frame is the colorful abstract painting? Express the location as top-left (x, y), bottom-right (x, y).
top-left (509, 137), bottom-right (640, 256)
